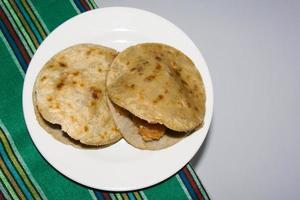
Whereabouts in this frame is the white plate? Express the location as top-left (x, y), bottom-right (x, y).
top-left (22, 7), bottom-right (213, 191)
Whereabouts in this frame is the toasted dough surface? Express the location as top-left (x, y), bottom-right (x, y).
top-left (107, 43), bottom-right (206, 132)
top-left (34, 44), bottom-right (121, 146)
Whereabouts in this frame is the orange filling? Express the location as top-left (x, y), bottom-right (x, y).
top-left (138, 124), bottom-right (165, 141)
top-left (132, 117), bottom-right (165, 141)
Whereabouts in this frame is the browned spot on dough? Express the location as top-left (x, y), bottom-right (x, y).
top-left (80, 83), bottom-right (85, 87)
top-left (172, 61), bottom-right (177, 66)
top-left (90, 87), bottom-right (101, 99)
top-left (98, 68), bottom-right (102, 72)
top-left (56, 80), bottom-right (64, 89)
top-left (84, 125), bottom-right (89, 132)
top-left (131, 65), bottom-right (144, 73)
top-left (177, 68), bottom-right (182, 72)
top-left (130, 84), bottom-right (135, 89)
top-left (153, 94), bottom-right (164, 104)
top-left (130, 67), bottom-right (137, 72)
top-left (164, 89), bottom-right (168, 94)
top-left (144, 75), bottom-right (156, 81)
top-left (111, 127), bottom-right (118, 132)
top-left (155, 63), bottom-right (162, 70)
top-left (86, 50), bottom-right (92, 56)
top-left (48, 64), bottom-right (54, 68)
top-left (181, 80), bottom-right (188, 85)
top-left (72, 81), bottom-right (77, 85)
top-left (187, 102), bottom-right (191, 108)
top-left (126, 61), bottom-right (130, 65)
top-left (41, 76), bottom-right (47, 81)
top-left (59, 62), bottom-right (67, 67)
top-left (47, 96), bottom-right (52, 102)
top-left (55, 103), bottom-right (60, 109)
top-left (155, 56), bottom-right (162, 61)
top-left (73, 71), bottom-right (80, 76)
top-left (175, 70), bottom-right (181, 76)
top-left (195, 107), bottom-right (199, 111)
top-left (90, 101), bottom-right (96, 106)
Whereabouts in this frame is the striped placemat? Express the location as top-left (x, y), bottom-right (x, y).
top-left (0, 1), bottom-right (210, 199)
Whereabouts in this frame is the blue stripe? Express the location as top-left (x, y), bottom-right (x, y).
top-left (128, 192), bottom-right (136, 200)
top-left (0, 138), bottom-right (33, 200)
top-left (15, 0), bottom-right (43, 43)
top-left (179, 170), bottom-right (198, 200)
top-left (0, 17), bottom-right (27, 70)
top-left (94, 191), bottom-right (105, 200)
top-left (73, 0), bottom-right (86, 13)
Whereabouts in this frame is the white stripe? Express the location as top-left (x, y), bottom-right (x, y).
top-left (69, 0), bottom-right (81, 14)
top-left (0, 180), bottom-right (12, 200)
top-left (187, 165), bottom-right (210, 200)
top-left (88, 190), bottom-right (97, 200)
top-left (0, 119), bottom-right (48, 200)
top-left (0, 1), bottom-right (34, 57)
top-left (175, 174), bottom-right (192, 200)
top-left (0, 31), bottom-right (25, 77)
top-left (26, 0), bottom-right (50, 34)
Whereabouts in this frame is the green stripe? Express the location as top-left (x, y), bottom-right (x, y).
top-left (0, 122), bottom-right (47, 200)
top-left (31, 0), bottom-right (78, 32)
top-left (0, 154), bottom-right (26, 200)
top-left (175, 175), bottom-right (192, 200)
top-left (115, 193), bottom-right (123, 200)
top-left (20, 0), bottom-right (47, 39)
top-left (0, 180), bottom-right (12, 200)
top-left (0, 1), bottom-right (33, 57)
top-left (110, 193), bottom-right (117, 200)
top-left (139, 191), bottom-right (148, 200)
top-left (2, 0), bottom-right (36, 52)
top-left (9, 0), bottom-right (40, 47)
top-left (0, 128), bottom-right (42, 200)
top-left (0, 169), bottom-right (19, 200)
top-left (88, 189), bottom-right (97, 200)
top-left (26, 0), bottom-right (50, 34)
top-left (89, 0), bottom-right (98, 9)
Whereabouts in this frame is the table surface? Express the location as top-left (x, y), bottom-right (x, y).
top-left (96, 1), bottom-right (300, 199)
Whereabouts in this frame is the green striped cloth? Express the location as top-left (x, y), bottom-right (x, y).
top-left (0, 0), bottom-right (210, 199)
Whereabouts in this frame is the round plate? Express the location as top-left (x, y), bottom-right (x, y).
top-left (23, 7), bottom-right (213, 191)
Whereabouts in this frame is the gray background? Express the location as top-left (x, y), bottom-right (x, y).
top-left (96, 1), bottom-right (300, 199)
